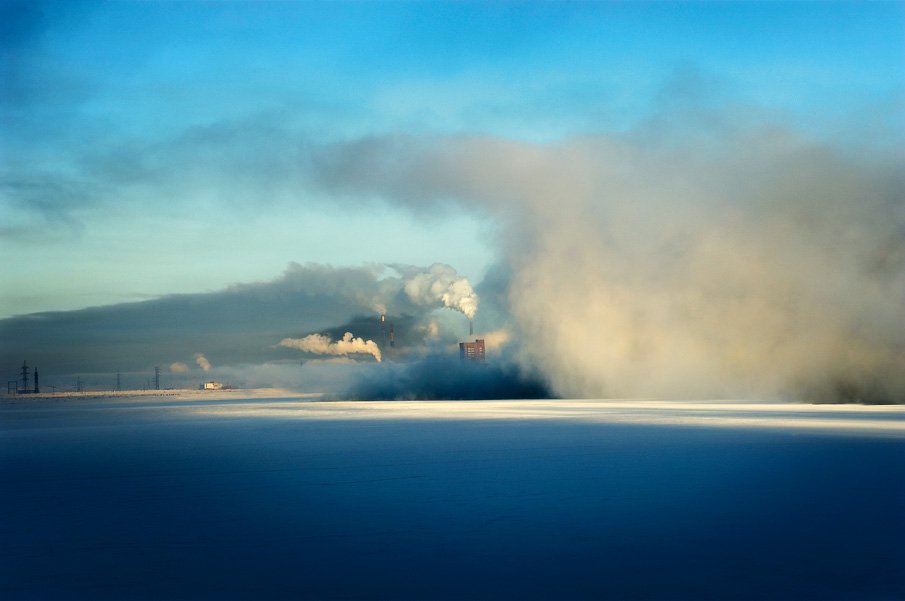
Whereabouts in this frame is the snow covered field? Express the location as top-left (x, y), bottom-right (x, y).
top-left (2, 396), bottom-right (903, 600)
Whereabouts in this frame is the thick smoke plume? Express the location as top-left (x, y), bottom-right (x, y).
top-left (280, 332), bottom-right (382, 362)
top-left (311, 122), bottom-right (905, 403)
top-left (395, 263), bottom-right (479, 319)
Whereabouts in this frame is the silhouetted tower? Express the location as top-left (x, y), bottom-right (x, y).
top-left (20, 361), bottom-right (29, 394)
top-left (76, 376), bottom-right (82, 393)
top-left (389, 323), bottom-right (395, 347)
top-left (469, 320), bottom-right (474, 336)
top-left (379, 314), bottom-right (387, 348)
top-left (116, 371), bottom-right (121, 392)
top-left (33, 368), bottom-right (39, 394)
top-left (154, 366), bottom-right (161, 390)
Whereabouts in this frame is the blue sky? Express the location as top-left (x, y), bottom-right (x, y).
top-left (2, 0), bottom-right (903, 318)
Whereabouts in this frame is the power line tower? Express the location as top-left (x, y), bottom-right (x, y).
top-left (20, 361), bottom-right (30, 394)
top-left (154, 366), bottom-right (160, 391)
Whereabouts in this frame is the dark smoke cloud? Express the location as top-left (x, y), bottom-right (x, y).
top-left (344, 356), bottom-right (552, 401)
top-left (0, 263), bottom-right (366, 377)
top-left (0, 262), bottom-right (487, 390)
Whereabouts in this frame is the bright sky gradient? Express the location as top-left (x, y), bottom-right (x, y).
top-left (2, 1), bottom-right (903, 317)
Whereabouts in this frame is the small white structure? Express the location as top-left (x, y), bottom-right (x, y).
top-left (202, 381), bottom-right (224, 390)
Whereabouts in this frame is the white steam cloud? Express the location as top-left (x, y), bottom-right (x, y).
top-left (397, 263), bottom-right (479, 319)
top-left (311, 120), bottom-right (905, 402)
top-left (481, 329), bottom-right (511, 354)
top-left (194, 353), bottom-right (212, 372)
top-left (280, 332), bottom-right (382, 363)
top-left (169, 362), bottom-right (189, 374)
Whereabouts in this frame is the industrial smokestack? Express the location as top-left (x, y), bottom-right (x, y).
top-left (389, 323), bottom-right (395, 347)
top-left (469, 320), bottom-right (474, 336)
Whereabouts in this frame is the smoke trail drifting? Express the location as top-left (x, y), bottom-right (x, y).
top-left (280, 332), bottom-right (382, 362)
top-left (194, 353), bottom-right (212, 372)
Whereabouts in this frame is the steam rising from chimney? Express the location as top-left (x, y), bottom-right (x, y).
top-left (280, 332), bottom-right (382, 362)
top-left (399, 263), bottom-right (479, 319)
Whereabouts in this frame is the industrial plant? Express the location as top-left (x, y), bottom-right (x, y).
top-left (378, 314), bottom-right (396, 348)
top-left (459, 339), bottom-right (485, 361)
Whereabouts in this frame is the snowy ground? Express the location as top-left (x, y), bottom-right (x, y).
top-left (1, 396), bottom-right (903, 600)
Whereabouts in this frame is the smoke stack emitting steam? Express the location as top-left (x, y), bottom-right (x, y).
top-left (271, 263), bottom-right (479, 369)
top-left (280, 332), bottom-right (382, 362)
top-left (400, 263), bottom-right (479, 320)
